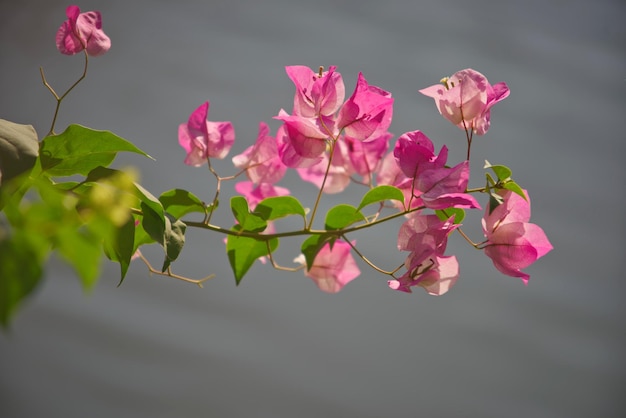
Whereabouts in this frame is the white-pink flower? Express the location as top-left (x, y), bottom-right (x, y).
top-left (419, 69), bottom-right (509, 135)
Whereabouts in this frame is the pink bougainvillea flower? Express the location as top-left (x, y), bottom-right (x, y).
top-left (393, 130), bottom-right (447, 179)
top-left (342, 133), bottom-right (392, 183)
top-left (419, 69), bottom-right (509, 135)
top-left (472, 81), bottom-right (510, 135)
top-left (482, 190), bottom-right (552, 284)
top-left (299, 240), bottom-right (360, 293)
top-left (337, 72), bottom-right (394, 141)
top-left (391, 131), bottom-right (478, 210)
top-left (376, 152), bottom-right (421, 211)
top-left (388, 255), bottom-right (459, 296)
top-left (296, 141), bottom-right (353, 194)
top-left (56, 5), bottom-right (111, 56)
top-left (415, 161), bottom-right (481, 210)
top-left (178, 101), bottom-right (235, 166)
top-left (235, 181), bottom-right (290, 209)
top-left (397, 213), bottom-right (457, 267)
top-left (232, 122), bottom-right (286, 184)
top-left (286, 65), bottom-right (345, 118)
top-left (275, 111), bottom-right (332, 160)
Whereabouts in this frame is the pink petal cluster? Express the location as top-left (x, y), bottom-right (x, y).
top-left (232, 122), bottom-right (291, 207)
top-left (276, 66), bottom-right (394, 186)
top-left (387, 130), bottom-right (480, 210)
top-left (296, 133), bottom-right (392, 194)
top-left (301, 240), bottom-right (360, 293)
top-left (56, 5), bottom-right (111, 56)
top-left (234, 182), bottom-right (290, 210)
top-left (178, 102), bottom-right (235, 166)
top-left (482, 190), bottom-right (552, 284)
top-left (419, 69), bottom-right (509, 135)
top-left (232, 122), bottom-right (286, 184)
top-left (389, 213), bottom-right (459, 295)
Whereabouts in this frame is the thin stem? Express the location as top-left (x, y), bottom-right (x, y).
top-left (265, 241), bottom-right (305, 272)
top-left (40, 49), bottom-right (90, 136)
top-left (185, 203), bottom-right (423, 240)
top-left (306, 139), bottom-right (336, 230)
top-left (343, 236), bottom-right (398, 276)
top-left (138, 252), bottom-right (215, 287)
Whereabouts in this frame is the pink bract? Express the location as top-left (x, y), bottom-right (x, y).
top-left (304, 240), bottom-right (360, 293)
top-left (178, 102), bottom-right (235, 166)
top-left (388, 255), bottom-right (459, 296)
top-left (482, 190), bottom-right (552, 284)
top-left (286, 65), bottom-right (345, 118)
top-left (56, 5), bottom-right (111, 56)
top-left (337, 73), bottom-right (394, 141)
top-left (232, 122), bottom-right (286, 184)
top-left (419, 68), bottom-right (509, 135)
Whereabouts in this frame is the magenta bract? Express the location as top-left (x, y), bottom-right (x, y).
top-left (56, 5), bottom-right (111, 56)
top-left (178, 102), bottom-right (235, 166)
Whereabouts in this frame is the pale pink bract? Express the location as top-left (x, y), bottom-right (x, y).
top-left (419, 68), bottom-right (509, 135)
top-left (302, 240), bottom-right (360, 293)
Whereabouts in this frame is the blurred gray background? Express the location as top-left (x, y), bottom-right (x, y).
top-left (1, 0), bottom-right (625, 417)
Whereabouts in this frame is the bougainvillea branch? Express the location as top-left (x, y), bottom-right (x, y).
top-left (0, 5), bottom-right (552, 328)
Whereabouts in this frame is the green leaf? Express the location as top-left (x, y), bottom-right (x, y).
top-left (254, 196), bottom-right (306, 221)
top-left (503, 181), bottom-right (527, 200)
top-left (484, 160), bottom-right (512, 182)
top-left (0, 232), bottom-right (47, 328)
top-left (161, 217), bottom-right (186, 272)
top-left (230, 196), bottom-right (266, 232)
top-left (39, 124), bottom-right (151, 177)
top-left (103, 216), bottom-right (136, 285)
top-left (159, 188), bottom-right (206, 219)
top-left (325, 204), bottom-right (365, 230)
top-left (56, 226), bottom-right (103, 289)
top-left (141, 201), bottom-right (165, 245)
top-left (83, 167), bottom-right (167, 223)
top-left (300, 234), bottom-right (334, 270)
top-left (435, 208), bottom-right (466, 224)
top-left (0, 119), bottom-right (39, 185)
top-left (226, 227), bottom-right (278, 284)
top-left (357, 185), bottom-right (405, 211)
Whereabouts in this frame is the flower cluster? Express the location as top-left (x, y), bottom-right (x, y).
top-left (175, 61), bottom-right (552, 295)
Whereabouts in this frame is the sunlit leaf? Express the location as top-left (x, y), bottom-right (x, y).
top-left (39, 124), bottom-right (151, 176)
top-left (226, 227), bottom-right (278, 284)
top-left (254, 196), bottom-right (306, 222)
top-left (503, 181), bottom-right (527, 200)
top-left (159, 189), bottom-right (206, 219)
top-left (357, 185), bottom-right (405, 211)
top-left (484, 160), bottom-right (512, 182)
top-left (230, 196), bottom-right (266, 232)
top-left (325, 204), bottom-right (365, 230)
